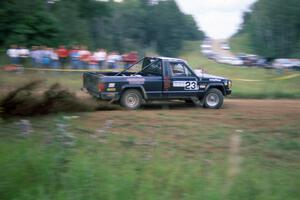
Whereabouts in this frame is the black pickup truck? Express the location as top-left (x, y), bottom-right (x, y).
top-left (82, 57), bottom-right (232, 109)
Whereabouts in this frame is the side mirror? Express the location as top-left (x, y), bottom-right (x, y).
top-left (194, 69), bottom-right (202, 76)
top-left (198, 67), bottom-right (207, 73)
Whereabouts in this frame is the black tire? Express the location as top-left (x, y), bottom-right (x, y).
top-left (203, 88), bottom-right (224, 109)
top-left (120, 89), bottom-right (143, 110)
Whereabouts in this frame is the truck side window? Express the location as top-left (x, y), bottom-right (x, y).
top-left (170, 62), bottom-right (193, 77)
top-left (142, 60), bottom-right (162, 76)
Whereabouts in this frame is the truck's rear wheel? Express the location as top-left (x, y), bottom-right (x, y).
top-left (203, 88), bottom-right (223, 109)
top-left (120, 89), bottom-right (143, 110)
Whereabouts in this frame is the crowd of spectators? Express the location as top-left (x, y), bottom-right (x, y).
top-left (6, 45), bottom-right (138, 70)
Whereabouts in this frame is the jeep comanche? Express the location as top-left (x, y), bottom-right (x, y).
top-left (82, 57), bottom-right (232, 109)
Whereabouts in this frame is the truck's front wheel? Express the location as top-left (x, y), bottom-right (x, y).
top-left (203, 88), bottom-right (224, 109)
top-left (120, 89), bottom-right (143, 110)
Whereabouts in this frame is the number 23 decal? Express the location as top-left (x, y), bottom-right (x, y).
top-left (185, 81), bottom-right (198, 90)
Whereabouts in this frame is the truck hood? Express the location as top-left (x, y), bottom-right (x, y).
top-left (194, 70), bottom-right (226, 80)
top-left (201, 73), bottom-right (226, 80)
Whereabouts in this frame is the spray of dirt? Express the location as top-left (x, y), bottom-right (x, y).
top-left (0, 80), bottom-right (101, 117)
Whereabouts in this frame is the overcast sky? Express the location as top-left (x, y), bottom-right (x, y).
top-left (175, 0), bottom-right (257, 39)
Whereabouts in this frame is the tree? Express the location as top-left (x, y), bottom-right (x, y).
top-left (0, 0), bottom-right (204, 56)
top-left (236, 0), bottom-right (300, 58)
top-left (0, 0), bottom-right (60, 46)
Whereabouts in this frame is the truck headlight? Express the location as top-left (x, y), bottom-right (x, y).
top-left (228, 80), bottom-right (232, 88)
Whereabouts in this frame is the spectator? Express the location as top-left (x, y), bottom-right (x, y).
top-left (88, 54), bottom-right (98, 70)
top-left (93, 48), bottom-right (107, 69)
top-left (123, 51), bottom-right (138, 69)
top-left (69, 46), bottom-right (80, 69)
top-left (49, 48), bottom-right (59, 68)
top-left (6, 44), bottom-right (140, 71)
top-left (114, 51), bottom-right (122, 68)
top-left (41, 46), bottom-right (51, 68)
top-left (94, 49), bottom-right (107, 69)
top-left (6, 45), bottom-right (19, 66)
top-left (18, 46), bottom-right (30, 67)
top-left (57, 45), bottom-right (69, 68)
top-left (35, 46), bottom-right (44, 68)
top-left (107, 52), bottom-right (116, 69)
top-left (107, 51), bottom-right (122, 69)
top-left (79, 46), bottom-right (91, 69)
top-left (30, 46), bottom-right (39, 67)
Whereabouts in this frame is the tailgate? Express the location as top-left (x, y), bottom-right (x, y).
top-left (83, 72), bottom-right (102, 94)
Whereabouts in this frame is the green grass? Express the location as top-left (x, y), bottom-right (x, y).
top-left (1, 41), bottom-right (300, 200)
top-left (0, 71), bottom-right (82, 92)
top-left (0, 110), bottom-right (299, 200)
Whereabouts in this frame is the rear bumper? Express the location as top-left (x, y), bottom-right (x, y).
top-left (100, 92), bottom-right (120, 100)
top-left (82, 87), bottom-right (119, 100)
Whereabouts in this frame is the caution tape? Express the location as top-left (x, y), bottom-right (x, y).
top-left (232, 74), bottom-right (300, 82)
top-left (231, 78), bottom-right (264, 82)
top-left (21, 67), bottom-right (300, 81)
top-left (270, 74), bottom-right (299, 80)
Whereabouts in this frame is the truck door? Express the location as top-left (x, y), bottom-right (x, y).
top-left (165, 62), bottom-right (199, 98)
top-left (142, 60), bottom-right (163, 99)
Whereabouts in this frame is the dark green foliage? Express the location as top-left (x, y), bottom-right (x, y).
top-left (151, 0), bottom-right (185, 56)
top-left (0, 0), bottom-right (204, 56)
top-left (51, 0), bottom-right (93, 47)
top-left (182, 15), bottom-right (205, 40)
top-left (235, 0), bottom-right (300, 58)
top-left (0, 0), bottom-right (60, 46)
top-left (142, 0), bottom-right (204, 56)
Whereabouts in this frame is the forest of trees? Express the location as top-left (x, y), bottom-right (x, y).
top-left (0, 0), bottom-right (204, 56)
top-left (235, 0), bottom-right (300, 58)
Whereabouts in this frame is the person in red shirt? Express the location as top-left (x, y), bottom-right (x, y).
top-left (123, 51), bottom-right (138, 69)
top-left (79, 46), bottom-right (91, 69)
top-left (56, 45), bottom-right (69, 68)
top-left (88, 54), bottom-right (98, 70)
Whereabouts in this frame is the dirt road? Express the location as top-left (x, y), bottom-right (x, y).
top-left (84, 99), bottom-right (300, 131)
top-left (211, 39), bottom-right (235, 57)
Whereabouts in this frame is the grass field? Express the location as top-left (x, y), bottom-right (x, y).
top-left (0, 42), bottom-right (300, 200)
top-left (1, 100), bottom-right (300, 200)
